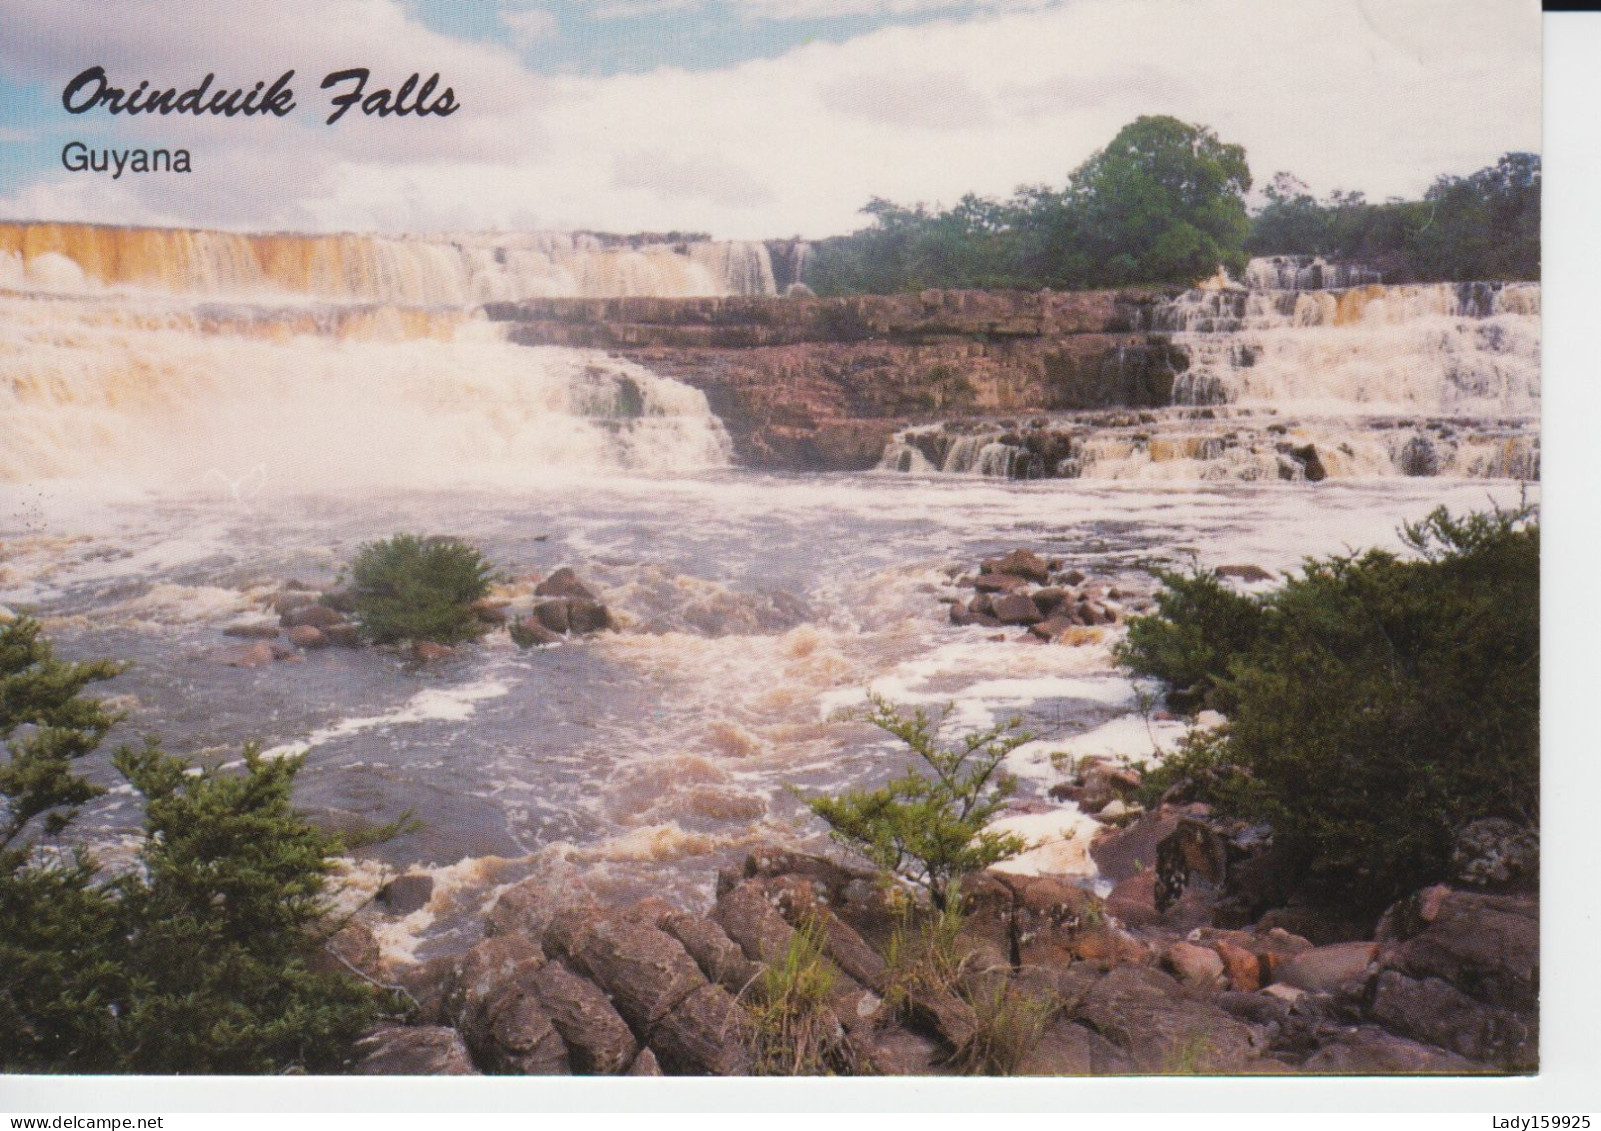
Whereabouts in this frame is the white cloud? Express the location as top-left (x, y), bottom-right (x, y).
top-left (0, 0), bottom-right (1541, 239)
top-left (500, 6), bottom-right (559, 48)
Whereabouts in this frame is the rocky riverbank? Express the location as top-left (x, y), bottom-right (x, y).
top-left (337, 823), bottom-right (1536, 1076)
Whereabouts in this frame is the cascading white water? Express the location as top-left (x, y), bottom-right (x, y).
top-left (0, 223), bottom-right (779, 303)
top-left (878, 257), bottom-right (1541, 483)
top-left (0, 293), bottom-right (731, 487)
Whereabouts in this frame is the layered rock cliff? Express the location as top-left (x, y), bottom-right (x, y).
top-left (485, 289), bottom-right (1185, 471)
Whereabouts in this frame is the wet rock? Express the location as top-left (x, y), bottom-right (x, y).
top-left (972, 573), bottom-right (1030, 594)
top-left (410, 641), bottom-right (456, 663)
top-left (510, 617), bottom-right (562, 649)
top-left (565, 598), bottom-right (613, 635)
top-left (308, 919), bottom-right (384, 983)
top-left (472, 599), bottom-right (510, 626)
top-left (985, 549), bottom-right (1051, 585)
top-left (485, 877), bottom-right (578, 942)
top-left (378, 873), bottom-right (435, 916)
top-left (287, 625), bottom-right (327, 649)
top-left (354, 1026), bottom-right (478, 1075)
top-left (1275, 941), bottom-right (1378, 995)
top-left (1028, 615), bottom-right (1077, 640)
top-left (1368, 970), bottom-right (1535, 1071)
top-left (647, 982), bottom-right (754, 1075)
top-left (1031, 587), bottom-right (1072, 617)
top-left (531, 601), bottom-right (570, 635)
top-left (395, 954), bottom-right (457, 1026)
top-left (223, 621), bottom-right (280, 639)
top-left (323, 622), bottom-right (362, 648)
top-left (568, 915), bottom-right (708, 1033)
top-left (528, 961), bottom-right (638, 1074)
top-left (711, 883), bottom-right (798, 964)
top-left (442, 935), bottom-right (545, 1038)
top-left (989, 593), bottom-right (1044, 626)
top-left (1450, 819), bottom-right (1538, 892)
top-left (1214, 564), bottom-right (1273, 583)
top-left (535, 568), bottom-right (597, 601)
top-left (282, 603), bottom-right (346, 630)
top-left (865, 1027), bottom-right (949, 1076)
top-left (1300, 1026), bottom-right (1482, 1074)
top-left (209, 641), bottom-right (280, 668)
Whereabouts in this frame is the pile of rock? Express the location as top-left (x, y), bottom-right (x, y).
top-left (943, 549), bottom-right (1142, 643)
top-left (509, 568), bottom-right (614, 649)
top-left (211, 582), bottom-right (364, 667)
top-left (1048, 758), bottom-right (1144, 822)
top-left (340, 839), bottom-right (1536, 1076)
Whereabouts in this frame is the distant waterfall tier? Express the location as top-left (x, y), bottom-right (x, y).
top-left (1244, 255), bottom-right (1384, 291)
top-left (878, 409), bottom-right (1538, 483)
top-left (0, 223), bottom-right (778, 304)
top-left (1146, 263), bottom-right (1540, 419)
top-left (0, 295), bottom-right (732, 487)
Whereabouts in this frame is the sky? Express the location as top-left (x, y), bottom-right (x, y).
top-left (0, 0), bottom-right (1542, 240)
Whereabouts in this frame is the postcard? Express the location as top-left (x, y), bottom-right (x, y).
top-left (0, 0), bottom-right (1545, 1097)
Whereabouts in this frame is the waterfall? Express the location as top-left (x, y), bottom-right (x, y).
top-left (0, 293), bottom-right (731, 487)
top-left (877, 257), bottom-right (1540, 484)
top-left (0, 222), bottom-right (779, 303)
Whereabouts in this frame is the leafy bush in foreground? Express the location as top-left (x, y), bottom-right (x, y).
top-left (800, 694), bottom-right (1029, 911)
top-left (0, 618), bottom-right (376, 1072)
top-left (1119, 505), bottom-right (1539, 910)
top-left (349, 533), bottom-right (494, 646)
top-left (1117, 565), bottom-right (1265, 713)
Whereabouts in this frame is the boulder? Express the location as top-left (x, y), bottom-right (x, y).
top-left (483, 986), bottom-right (572, 1074)
top-left (865, 1026), bottom-right (950, 1076)
top-left (531, 601), bottom-right (570, 635)
top-left (288, 625), bottom-right (327, 649)
top-left (209, 641), bottom-right (279, 668)
top-left (378, 873), bottom-right (435, 916)
top-left (660, 911), bottom-right (762, 995)
top-left (565, 599), bottom-right (613, 635)
top-left (1379, 887), bottom-right (1538, 1012)
top-left (1032, 588), bottom-right (1072, 617)
top-left (323, 623), bottom-right (362, 648)
top-left (510, 617), bottom-right (562, 649)
top-left (442, 935), bottom-right (544, 1038)
top-left (485, 877), bottom-right (580, 942)
top-left (1104, 870), bottom-right (1162, 928)
top-left (395, 954), bottom-right (457, 1026)
top-left (1028, 615), bottom-right (1077, 640)
top-left (1090, 807), bottom-right (1184, 884)
top-left (472, 599), bottom-right (510, 626)
top-left (989, 593), bottom-right (1044, 626)
top-left (972, 573), bottom-right (1029, 594)
top-left (624, 1047), bottom-right (663, 1076)
top-left (273, 591), bottom-right (319, 617)
top-left (410, 641), bottom-right (456, 663)
top-left (1164, 942), bottom-right (1226, 990)
top-left (986, 549), bottom-right (1051, 584)
top-left (528, 961), bottom-right (638, 1074)
top-left (1275, 941), bottom-right (1378, 995)
top-left (1300, 1026), bottom-right (1483, 1074)
top-left (710, 883), bottom-right (798, 964)
top-left (1215, 939), bottom-right (1263, 992)
top-left (568, 914), bottom-right (709, 1032)
top-left (535, 568), bottom-right (597, 601)
top-left (647, 982), bottom-right (754, 1075)
top-left (282, 603), bottom-right (346, 630)
top-left (353, 1026), bottom-right (478, 1075)
top-left (308, 919), bottom-right (384, 982)
top-left (1368, 969), bottom-right (1536, 1071)
top-left (1073, 965), bottom-right (1262, 1073)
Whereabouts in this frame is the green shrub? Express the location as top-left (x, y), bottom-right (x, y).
top-left (800, 695), bottom-right (1029, 911)
top-left (1118, 505), bottom-right (1538, 911)
top-left (1, 619), bottom-right (379, 1073)
top-left (349, 533), bottom-right (494, 646)
top-left (1117, 564), bottom-right (1265, 713)
top-left (745, 915), bottom-right (849, 1075)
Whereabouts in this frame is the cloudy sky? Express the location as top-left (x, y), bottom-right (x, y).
top-left (0, 0), bottom-right (1541, 239)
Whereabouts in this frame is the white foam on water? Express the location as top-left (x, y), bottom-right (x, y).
top-left (259, 677), bottom-right (512, 761)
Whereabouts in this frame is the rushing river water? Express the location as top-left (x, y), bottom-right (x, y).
top-left (0, 228), bottom-right (1539, 963)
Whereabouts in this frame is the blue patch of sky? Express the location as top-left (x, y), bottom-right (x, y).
top-left (0, 73), bottom-right (97, 197)
top-left (403, 0), bottom-right (1006, 76)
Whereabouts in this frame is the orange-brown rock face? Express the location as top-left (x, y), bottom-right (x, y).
top-left (487, 289), bottom-right (1187, 470)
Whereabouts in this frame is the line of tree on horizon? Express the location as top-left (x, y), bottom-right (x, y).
top-left (804, 116), bottom-right (1540, 296)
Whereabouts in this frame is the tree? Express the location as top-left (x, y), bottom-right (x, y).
top-left (1065, 115), bottom-right (1252, 285)
top-left (0, 618), bottom-right (377, 1073)
top-left (799, 694), bottom-right (1029, 910)
top-left (349, 533), bottom-right (494, 646)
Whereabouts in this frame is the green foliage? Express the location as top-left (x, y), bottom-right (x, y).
top-left (801, 695), bottom-right (1028, 910)
top-left (0, 617), bottom-right (124, 852)
top-left (810, 116), bottom-right (1252, 295)
top-left (0, 620), bottom-right (377, 1073)
top-left (1248, 153), bottom-right (1540, 282)
top-left (883, 891), bottom-right (973, 1007)
top-left (1117, 565), bottom-right (1266, 713)
top-left (745, 915), bottom-right (847, 1075)
top-left (954, 974), bottom-right (1056, 1076)
top-left (1118, 505), bottom-right (1539, 910)
top-left (349, 533), bottom-right (494, 646)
